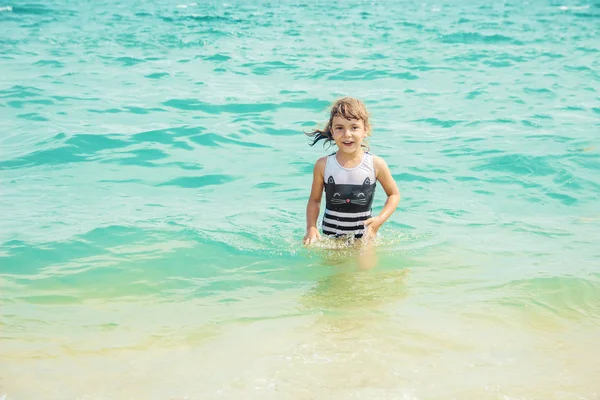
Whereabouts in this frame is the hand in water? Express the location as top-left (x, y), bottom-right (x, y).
top-left (363, 216), bottom-right (383, 241)
top-left (303, 227), bottom-right (321, 245)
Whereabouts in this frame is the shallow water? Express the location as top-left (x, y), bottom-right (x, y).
top-left (1, 0), bottom-right (599, 398)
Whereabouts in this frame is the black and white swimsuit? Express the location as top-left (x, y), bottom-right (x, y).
top-left (322, 152), bottom-right (376, 239)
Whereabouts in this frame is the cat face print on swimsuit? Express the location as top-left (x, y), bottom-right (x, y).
top-left (324, 176), bottom-right (376, 213)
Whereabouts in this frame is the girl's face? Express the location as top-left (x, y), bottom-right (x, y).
top-left (331, 116), bottom-right (368, 154)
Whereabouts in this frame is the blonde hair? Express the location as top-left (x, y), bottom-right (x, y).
top-left (306, 97), bottom-right (371, 147)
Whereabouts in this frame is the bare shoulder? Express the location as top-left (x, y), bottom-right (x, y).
top-left (315, 156), bottom-right (327, 167)
top-left (313, 156), bottom-right (327, 175)
top-left (315, 156), bottom-right (327, 170)
top-left (372, 154), bottom-right (391, 176)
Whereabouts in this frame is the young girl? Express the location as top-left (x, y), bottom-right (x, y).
top-left (303, 97), bottom-right (400, 245)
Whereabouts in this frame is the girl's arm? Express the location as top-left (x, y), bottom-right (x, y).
top-left (304, 157), bottom-right (326, 244)
top-left (364, 156), bottom-right (400, 238)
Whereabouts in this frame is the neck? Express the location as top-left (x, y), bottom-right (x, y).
top-left (335, 148), bottom-right (365, 166)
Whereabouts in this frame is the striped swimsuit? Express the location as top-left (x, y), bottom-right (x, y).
top-left (322, 152), bottom-right (376, 239)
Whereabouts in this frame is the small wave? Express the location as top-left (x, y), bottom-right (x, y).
top-left (135, 126), bottom-right (204, 144)
top-left (404, 65), bottom-right (455, 72)
top-left (523, 87), bottom-right (553, 95)
top-left (577, 47), bottom-right (599, 54)
top-left (185, 14), bottom-right (240, 23)
top-left (482, 60), bottom-right (512, 68)
top-left (393, 172), bottom-right (436, 183)
top-left (545, 191), bottom-right (578, 206)
top-left (0, 146), bottom-right (82, 169)
top-left (113, 56), bottom-right (145, 67)
top-left (158, 174), bottom-right (237, 189)
top-left (472, 154), bottom-right (557, 176)
top-left (88, 108), bottom-right (122, 114)
top-left (112, 148), bottom-right (168, 167)
top-left (17, 294), bottom-right (81, 305)
top-left (326, 69), bottom-right (418, 81)
top-left (201, 53), bottom-right (231, 62)
top-left (32, 59), bottom-right (64, 68)
top-left (125, 106), bottom-right (167, 115)
top-left (52, 95), bottom-right (100, 102)
top-left (573, 12), bottom-right (600, 19)
top-left (465, 118), bottom-right (516, 126)
top-left (7, 98), bottom-right (53, 109)
top-left (241, 61), bottom-right (297, 75)
top-left (144, 72), bottom-right (170, 79)
top-left (439, 32), bottom-right (523, 45)
top-left (10, 4), bottom-right (75, 16)
top-left (0, 133), bottom-right (131, 169)
top-left (522, 119), bottom-right (543, 128)
top-left (413, 118), bottom-right (465, 128)
top-left (163, 98), bottom-right (330, 114)
top-left (17, 112), bottom-right (48, 122)
top-left (491, 276), bottom-right (600, 322)
top-left (558, 5), bottom-right (590, 11)
top-left (163, 98), bottom-right (273, 113)
top-left (531, 114), bottom-right (554, 120)
top-left (0, 85), bottom-right (43, 99)
top-left (0, 5), bottom-right (12, 12)
top-left (189, 133), bottom-right (269, 148)
top-left (540, 51), bottom-right (565, 59)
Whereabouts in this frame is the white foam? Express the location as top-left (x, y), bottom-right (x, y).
top-left (0, 5), bottom-right (13, 12)
top-left (559, 4), bottom-right (590, 11)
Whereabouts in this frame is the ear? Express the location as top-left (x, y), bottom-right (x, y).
top-left (362, 177), bottom-right (371, 185)
top-left (328, 176), bottom-right (335, 184)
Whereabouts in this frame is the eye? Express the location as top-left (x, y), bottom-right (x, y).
top-left (357, 193), bottom-right (365, 197)
top-left (333, 193), bottom-right (341, 197)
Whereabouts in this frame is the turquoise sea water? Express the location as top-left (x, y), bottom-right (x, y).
top-left (1, 0), bottom-right (599, 398)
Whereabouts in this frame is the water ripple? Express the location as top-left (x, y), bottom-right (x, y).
top-left (158, 174), bottom-right (237, 188)
top-left (439, 32), bottom-right (524, 45)
top-left (472, 154), bottom-right (557, 176)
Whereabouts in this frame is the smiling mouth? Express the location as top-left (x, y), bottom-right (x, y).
top-left (342, 142), bottom-right (354, 146)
